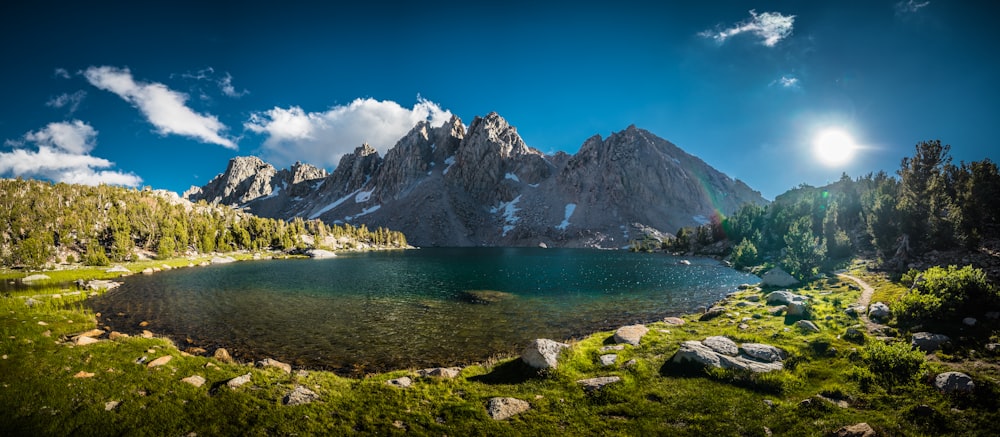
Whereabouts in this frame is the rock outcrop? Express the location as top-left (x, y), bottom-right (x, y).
top-left (186, 112), bottom-right (768, 248)
top-left (670, 337), bottom-right (786, 373)
top-left (521, 339), bottom-right (569, 370)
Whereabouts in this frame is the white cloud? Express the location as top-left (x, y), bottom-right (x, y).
top-left (896, 0), bottom-right (930, 15)
top-left (700, 10), bottom-right (795, 47)
top-left (178, 67), bottom-right (248, 98)
top-left (245, 97), bottom-right (453, 168)
top-left (770, 75), bottom-right (801, 89)
top-left (0, 121), bottom-right (142, 187)
top-left (46, 90), bottom-right (87, 113)
top-left (83, 66), bottom-right (237, 149)
top-left (53, 68), bottom-right (71, 79)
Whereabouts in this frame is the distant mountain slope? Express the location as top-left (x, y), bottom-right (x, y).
top-left (186, 112), bottom-right (767, 248)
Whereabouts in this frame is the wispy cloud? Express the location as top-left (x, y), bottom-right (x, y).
top-left (177, 67), bottom-right (248, 98)
top-left (46, 90), bottom-right (87, 114)
top-left (53, 68), bottom-right (71, 79)
top-left (700, 10), bottom-right (795, 47)
top-left (0, 120), bottom-right (142, 186)
top-left (245, 97), bottom-right (453, 168)
top-left (770, 75), bottom-right (801, 89)
top-left (895, 0), bottom-right (930, 15)
top-left (83, 66), bottom-right (237, 149)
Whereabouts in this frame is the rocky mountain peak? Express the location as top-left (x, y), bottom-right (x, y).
top-left (184, 156), bottom-right (277, 206)
top-left (325, 143), bottom-right (383, 196)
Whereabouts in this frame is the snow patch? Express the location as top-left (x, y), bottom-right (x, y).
top-left (442, 156), bottom-right (456, 175)
top-left (692, 215), bottom-right (710, 225)
top-left (504, 172), bottom-right (520, 182)
top-left (308, 189), bottom-right (359, 219)
top-left (528, 183), bottom-right (539, 188)
top-left (555, 203), bottom-right (576, 230)
top-left (491, 195), bottom-right (522, 237)
top-left (672, 157), bottom-right (680, 164)
top-left (345, 205), bottom-right (381, 221)
top-left (355, 189), bottom-right (373, 203)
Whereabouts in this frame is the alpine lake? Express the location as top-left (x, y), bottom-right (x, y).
top-left (90, 247), bottom-right (758, 375)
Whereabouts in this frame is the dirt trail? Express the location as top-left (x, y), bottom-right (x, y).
top-left (837, 273), bottom-right (887, 333)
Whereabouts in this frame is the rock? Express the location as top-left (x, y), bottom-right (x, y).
top-left (256, 358), bottom-right (292, 374)
top-left (104, 401), bottom-right (120, 411)
top-left (671, 339), bottom-right (784, 373)
top-left (24, 298), bottom-right (39, 307)
top-left (141, 330), bottom-right (154, 338)
top-left (795, 320), bottom-right (821, 333)
top-left (672, 341), bottom-right (722, 368)
top-left (22, 274), bottom-right (51, 282)
top-left (108, 331), bottom-right (129, 341)
top-left (986, 311), bottom-right (1000, 320)
top-left (75, 336), bottom-right (100, 346)
top-left (105, 265), bottom-right (131, 273)
top-left (699, 306), bottom-right (726, 321)
top-left (211, 256), bottom-right (236, 264)
top-left (737, 283), bottom-right (757, 290)
top-left (962, 317), bottom-right (977, 326)
top-left (911, 332), bottom-right (951, 352)
top-left (213, 348), bottom-right (234, 363)
top-left (485, 397), bottom-right (530, 420)
top-left (786, 301), bottom-right (811, 317)
top-left (746, 294), bottom-right (761, 302)
top-left (74, 328), bottom-right (105, 338)
top-left (141, 268), bottom-right (155, 275)
top-left (86, 280), bottom-right (122, 290)
top-left (678, 259), bottom-right (691, 265)
top-left (833, 422), bottom-right (876, 437)
top-left (934, 372), bottom-right (975, 394)
top-left (740, 343), bottom-right (786, 362)
top-left (868, 302), bottom-right (891, 321)
top-left (416, 367), bottom-right (462, 378)
top-left (521, 339), bottom-right (569, 370)
top-left (703, 336), bottom-right (739, 356)
top-left (576, 376), bottom-right (622, 392)
top-left (283, 385), bottom-right (320, 406)
top-left (663, 317), bottom-right (686, 325)
top-left (74, 370), bottom-right (95, 378)
top-left (599, 354), bottom-right (617, 366)
top-left (185, 347), bottom-right (207, 355)
top-left (600, 345), bottom-right (625, 352)
top-left (181, 375), bottom-right (206, 387)
top-left (386, 376), bottom-right (412, 388)
top-left (460, 289), bottom-right (514, 304)
top-left (226, 373), bottom-right (252, 389)
top-left (613, 324), bottom-right (649, 346)
top-left (844, 326), bottom-right (865, 342)
top-left (765, 290), bottom-right (808, 306)
top-left (147, 356), bottom-right (172, 368)
top-left (760, 268), bottom-right (798, 287)
top-left (986, 343), bottom-right (1000, 354)
top-left (623, 359), bottom-right (638, 368)
top-left (305, 249), bottom-right (337, 259)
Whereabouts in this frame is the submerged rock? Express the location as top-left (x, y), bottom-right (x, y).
top-left (521, 339), bottom-right (569, 370)
top-left (485, 397), bottom-right (530, 420)
top-left (460, 289), bottom-right (515, 304)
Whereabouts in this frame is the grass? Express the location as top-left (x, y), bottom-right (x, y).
top-left (2, 261), bottom-right (999, 435)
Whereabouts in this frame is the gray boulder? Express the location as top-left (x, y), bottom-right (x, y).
top-left (576, 376), bottom-right (622, 392)
top-left (671, 338), bottom-right (785, 373)
top-left (760, 268), bottom-right (798, 287)
top-left (387, 376), bottom-right (412, 388)
top-left (672, 341), bottom-right (723, 368)
top-left (911, 332), bottom-right (951, 352)
top-left (868, 302), bottom-right (891, 321)
top-left (305, 249), bottom-right (337, 259)
top-left (740, 343), bottom-right (787, 362)
top-left (765, 290), bottom-right (808, 306)
top-left (699, 306), bottom-right (726, 321)
top-left (284, 385), bottom-right (320, 406)
top-left (226, 373), bottom-right (252, 389)
top-left (211, 256), bottom-right (236, 264)
top-left (416, 367), bottom-right (462, 378)
top-left (613, 324), bottom-right (649, 346)
top-left (598, 354), bottom-right (617, 366)
top-left (521, 339), bottom-right (569, 369)
top-left (703, 336), bottom-right (739, 356)
top-left (786, 301), bottom-right (811, 318)
top-left (485, 397), bottom-right (530, 420)
top-left (934, 372), bottom-right (975, 394)
top-left (962, 317), bottom-right (977, 326)
top-left (795, 320), bottom-right (821, 333)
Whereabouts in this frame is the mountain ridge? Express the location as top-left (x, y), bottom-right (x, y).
top-left (185, 112), bottom-right (767, 248)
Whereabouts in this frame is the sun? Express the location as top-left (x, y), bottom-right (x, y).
top-left (813, 128), bottom-right (857, 166)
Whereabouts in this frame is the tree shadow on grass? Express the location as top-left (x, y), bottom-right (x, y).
top-left (467, 359), bottom-right (540, 385)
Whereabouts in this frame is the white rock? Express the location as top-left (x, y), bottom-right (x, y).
top-left (181, 375), bottom-right (206, 387)
top-left (703, 336), bottom-right (738, 356)
top-left (599, 354), bottom-right (617, 366)
top-left (256, 358), bottom-right (291, 374)
top-left (521, 339), bottom-right (569, 369)
top-left (613, 324), bottom-right (649, 346)
top-left (868, 302), bottom-right (891, 321)
top-left (760, 268), bottom-right (798, 287)
top-left (416, 367), bottom-right (462, 378)
top-left (740, 343), bottom-right (786, 362)
top-left (284, 385), bottom-right (320, 406)
top-left (227, 373), bottom-right (252, 389)
top-left (22, 274), bottom-right (51, 282)
top-left (305, 249), bottom-right (337, 259)
top-left (387, 376), bottom-right (412, 388)
top-left (486, 397), bottom-right (530, 420)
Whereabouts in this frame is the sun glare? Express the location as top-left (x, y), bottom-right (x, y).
top-left (813, 128), bottom-right (857, 166)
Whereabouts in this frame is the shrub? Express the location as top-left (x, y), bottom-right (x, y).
top-left (893, 265), bottom-right (998, 325)
top-left (83, 240), bottom-right (110, 267)
top-left (731, 238), bottom-right (759, 269)
top-left (856, 340), bottom-right (925, 389)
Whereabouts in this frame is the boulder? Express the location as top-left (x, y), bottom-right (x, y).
top-left (699, 306), bottom-right (726, 321)
top-left (795, 320), bottom-right (821, 333)
top-left (703, 336), bottom-right (739, 356)
top-left (75, 336), bottom-right (100, 346)
top-left (868, 302), bottom-right (891, 321)
top-left (521, 339), bottom-right (569, 369)
top-left (833, 422), bottom-right (876, 437)
top-left (672, 341), bottom-right (722, 368)
top-left (226, 373), bottom-right (252, 389)
top-left (613, 324), bottom-right (649, 346)
top-left (108, 332), bottom-right (129, 341)
top-left (765, 290), bottom-right (808, 306)
top-left (740, 343), bottom-right (786, 362)
top-left (284, 385), bottom-right (320, 406)
top-left (576, 376), bottom-right (622, 393)
top-left (22, 274), bottom-right (51, 282)
top-left (213, 348), bottom-right (234, 363)
top-left (147, 356), bottom-right (172, 368)
top-left (760, 268), bottom-right (798, 287)
top-left (934, 372), bottom-right (975, 394)
top-left (141, 268), bottom-right (155, 275)
top-left (598, 354), bottom-right (617, 366)
top-left (911, 332), bottom-right (951, 352)
top-left (86, 280), bottom-right (121, 290)
top-left (181, 375), bottom-right (206, 387)
top-left (663, 317), bottom-right (686, 325)
top-left (485, 397), bottom-right (530, 420)
top-left (305, 249), bottom-right (337, 259)
top-left (104, 401), bottom-right (120, 411)
top-left (786, 301), bottom-right (811, 318)
top-left (256, 358), bottom-right (292, 374)
top-left (386, 376), bottom-right (412, 388)
top-left (211, 256), bottom-right (237, 264)
top-left (962, 317), bottom-right (977, 327)
top-left (416, 367), bottom-right (461, 378)
top-left (600, 345), bottom-right (625, 352)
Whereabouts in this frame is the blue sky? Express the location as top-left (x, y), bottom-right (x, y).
top-left (1, 1), bottom-right (998, 199)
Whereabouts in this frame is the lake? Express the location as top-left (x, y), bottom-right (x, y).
top-left (90, 248), bottom-right (758, 374)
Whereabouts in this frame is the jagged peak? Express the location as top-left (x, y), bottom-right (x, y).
top-left (355, 143), bottom-right (379, 157)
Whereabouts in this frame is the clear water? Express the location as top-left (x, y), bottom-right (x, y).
top-left (90, 248), bottom-right (758, 374)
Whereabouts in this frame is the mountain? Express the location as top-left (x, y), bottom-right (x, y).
top-left (185, 113), bottom-right (767, 248)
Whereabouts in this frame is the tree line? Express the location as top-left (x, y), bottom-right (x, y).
top-left (0, 179), bottom-right (408, 269)
top-left (651, 140), bottom-right (1000, 279)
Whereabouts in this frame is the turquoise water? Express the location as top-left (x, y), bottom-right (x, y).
top-left (91, 248), bottom-right (757, 374)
